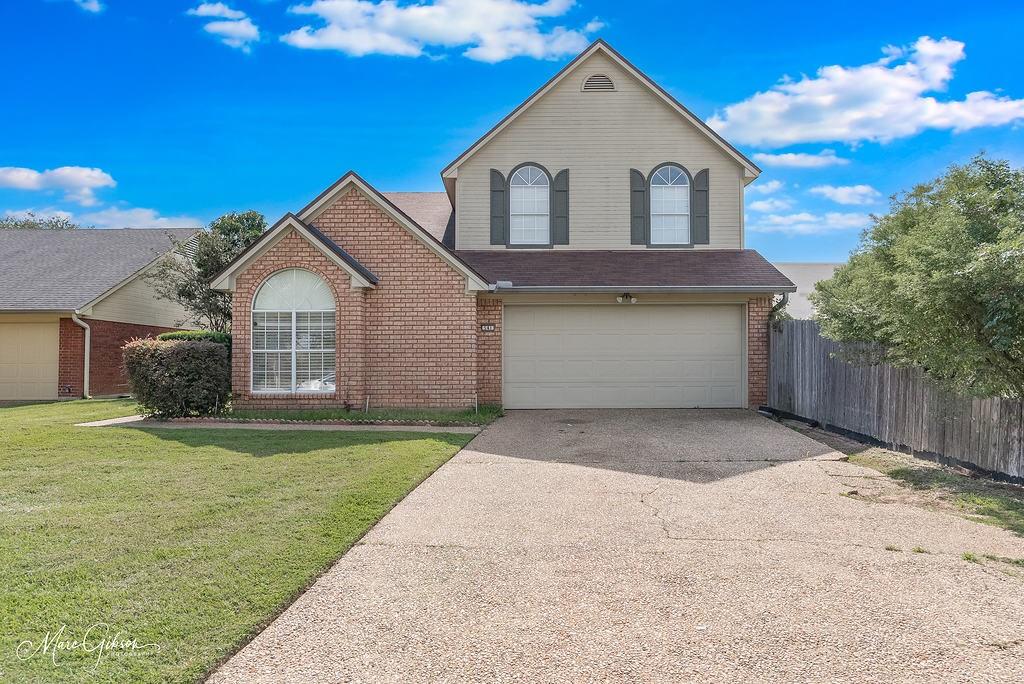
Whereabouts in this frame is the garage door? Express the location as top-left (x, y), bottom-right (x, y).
top-left (0, 322), bottom-right (59, 400)
top-left (503, 304), bottom-right (744, 409)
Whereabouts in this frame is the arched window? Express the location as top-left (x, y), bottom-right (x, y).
top-left (252, 269), bottom-right (336, 393)
top-left (650, 165), bottom-right (691, 245)
top-left (509, 165), bottom-right (550, 245)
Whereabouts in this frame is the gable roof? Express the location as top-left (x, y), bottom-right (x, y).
top-left (0, 227), bottom-right (199, 311)
top-left (441, 39), bottom-right (760, 182)
top-left (383, 192), bottom-right (452, 245)
top-left (210, 213), bottom-right (378, 292)
top-left (296, 171), bottom-right (489, 290)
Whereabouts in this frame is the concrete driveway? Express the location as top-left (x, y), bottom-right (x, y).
top-left (210, 410), bottom-right (1024, 683)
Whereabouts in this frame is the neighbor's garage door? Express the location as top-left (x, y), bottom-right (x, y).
top-left (503, 304), bottom-right (744, 409)
top-left (0, 322), bottom-right (59, 400)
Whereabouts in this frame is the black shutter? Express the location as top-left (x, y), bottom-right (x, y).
top-left (551, 169), bottom-right (569, 245)
top-left (692, 169), bottom-right (710, 245)
top-left (630, 169), bottom-right (648, 245)
top-left (490, 169), bottom-right (507, 245)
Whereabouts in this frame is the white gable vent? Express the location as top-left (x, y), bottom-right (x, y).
top-left (582, 74), bottom-right (615, 92)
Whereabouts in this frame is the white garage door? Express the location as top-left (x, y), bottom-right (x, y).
top-left (503, 304), bottom-right (744, 409)
top-left (0, 322), bottom-right (59, 400)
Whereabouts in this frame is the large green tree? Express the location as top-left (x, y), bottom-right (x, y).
top-left (147, 211), bottom-right (266, 332)
top-left (812, 155), bottom-right (1024, 398)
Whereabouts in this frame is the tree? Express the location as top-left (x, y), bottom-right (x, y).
top-left (812, 155), bottom-right (1024, 398)
top-left (0, 211), bottom-right (82, 230)
top-left (147, 211), bottom-right (266, 332)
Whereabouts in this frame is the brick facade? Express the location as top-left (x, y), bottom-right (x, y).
top-left (231, 189), bottom-right (480, 409)
top-left (58, 318), bottom-right (178, 397)
top-left (226, 189), bottom-right (775, 411)
top-left (476, 298), bottom-right (503, 405)
top-left (746, 296), bottom-right (772, 408)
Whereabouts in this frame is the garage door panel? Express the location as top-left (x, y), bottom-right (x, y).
top-left (504, 305), bottom-right (744, 409)
top-left (0, 322), bottom-right (59, 400)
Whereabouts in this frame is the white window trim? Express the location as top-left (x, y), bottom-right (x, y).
top-left (251, 308), bottom-right (336, 394)
top-left (509, 166), bottom-right (551, 245)
top-left (650, 166), bottom-right (691, 245)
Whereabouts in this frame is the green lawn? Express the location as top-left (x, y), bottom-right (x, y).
top-left (0, 400), bottom-right (471, 683)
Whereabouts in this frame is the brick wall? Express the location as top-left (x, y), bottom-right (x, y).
top-left (747, 296), bottom-right (772, 408)
top-left (58, 318), bottom-right (178, 397)
top-left (231, 188), bottom-right (479, 409)
top-left (314, 190), bottom-right (478, 408)
top-left (476, 298), bottom-right (502, 405)
top-left (58, 318), bottom-right (85, 398)
top-left (231, 231), bottom-right (365, 410)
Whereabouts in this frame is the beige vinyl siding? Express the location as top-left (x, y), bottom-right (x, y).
top-left (88, 270), bottom-right (194, 329)
top-left (455, 51), bottom-right (745, 250)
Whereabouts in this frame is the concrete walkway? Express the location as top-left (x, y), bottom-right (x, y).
top-left (76, 415), bottom-right (481, 434)
top-left (209, 409), bottom-right (1024, 683)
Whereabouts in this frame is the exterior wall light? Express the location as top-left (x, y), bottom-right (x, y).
top-left (616, 293), bottom-right (638, 304)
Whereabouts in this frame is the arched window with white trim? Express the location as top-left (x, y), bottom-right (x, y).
top-left (509, 164), bottom-right (550, 245)
top-left (251, 269), bottom-right (336, 393)
top-left (649, 164), bottom-right (691, 245)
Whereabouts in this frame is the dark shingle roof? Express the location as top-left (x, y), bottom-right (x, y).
top-left (383, 192), bottom-right (453, 246)
top-left (0, 228), bottom-right (199, 310)
top-left (455, 249), bottom-right (796, 290)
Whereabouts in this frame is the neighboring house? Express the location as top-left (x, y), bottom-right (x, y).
top-left (0, 228), bottom-right (198, 400)
top-left (772, 263), bottom-right (844, 319)
top-left (212, 40), bottom-right (795, 410)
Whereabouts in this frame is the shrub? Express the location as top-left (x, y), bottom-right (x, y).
top-left (123, 339), bottom-right (231, 418)
top-left (156, 330), bottom-right (231, 363)
top-left (157, 330), bottom-right (231, 350)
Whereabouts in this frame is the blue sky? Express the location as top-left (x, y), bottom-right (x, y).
top-left (2, 0), bottom-right (1023, 261)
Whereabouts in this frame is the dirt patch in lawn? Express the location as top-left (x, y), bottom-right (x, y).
top-left (789, 423), bottom-right (1024, 547)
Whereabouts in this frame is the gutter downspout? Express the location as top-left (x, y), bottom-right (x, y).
top-left (70, 313), bottom-right (91, 398)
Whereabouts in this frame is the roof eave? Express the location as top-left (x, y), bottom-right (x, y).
top-left (491, 285), bottom-right (797, 294)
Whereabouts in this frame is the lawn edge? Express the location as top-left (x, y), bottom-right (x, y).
top-left (199, 427), bottom-right (486, 683)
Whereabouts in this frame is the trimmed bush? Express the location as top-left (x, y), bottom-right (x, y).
top-left (157, 330), bottom-right (231, 351)
top-left (123, 339), bottom-right (231, 418)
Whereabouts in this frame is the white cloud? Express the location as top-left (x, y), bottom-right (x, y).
top-left (752, 149), bottom-right (850, 168)
top-left (204, 18), bottom-right (261, 51)
top-left (281, 0), bottom-right (599, 63)
top-left (809, 184), bottom-right (882, 205)
top-left (188, 3), bottom-right (247, 20)
top-left (748, 198), bottom-right (792, 212)
top-left (748, 179), bottom-right (784, 195)
top-left (72, 0), bottom-right (104, 12)
top-left (0, 166), bottom-right (116, 206)
top-left (188, 4), bottom-right (260, 52)
top-left (748, 211), bottom-right (872, 236)
top-left (709, 36), bottom-right (1024, 147)
top-left (78, 206), bottom-right (203, 229)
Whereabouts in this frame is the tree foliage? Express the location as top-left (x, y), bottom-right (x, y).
top-left (146, 211), bottom-right (266, 332)
top-left (812, 155), bottom-right (1024, 398)
top-left (0, 211), bottom-right (82, 230)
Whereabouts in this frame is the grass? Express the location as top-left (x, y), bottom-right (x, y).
top-left (227, 404), bottom-right (504, 426)
top-left (0, 400), bottom-right (471, 683)
top-left (962, 552), bottom-right (982, 564)
top-left (818, 442), bottom-right (1024, 538)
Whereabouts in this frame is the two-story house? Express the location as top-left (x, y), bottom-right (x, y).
top-left (212, 40), bottom-right (795, 410)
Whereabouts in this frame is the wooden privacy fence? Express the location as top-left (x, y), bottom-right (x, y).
top-left (768, 319), bottom-right (1024, 481)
